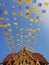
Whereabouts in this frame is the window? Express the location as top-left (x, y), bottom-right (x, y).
top-left (21, 59), bottom-right (24, 64)
top-left (29, 62), bottom-right (31, 65)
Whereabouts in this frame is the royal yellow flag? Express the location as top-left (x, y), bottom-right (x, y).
top-left (16, 33), bottom-right (19, 36)
top-left (25, 15), bottom-right (29, 18)
top-left (32, 29), bottom-right (36, 32)
top-left (36, 10), bottom-right (40, 14)
top-left (40, 17), bottom-right (44, 20)
top-left (18, 0), bottom-right (22, 3)
top-left (25, 9), bottom-right (30, 13)
top-left (7, 23), bottom-right (11, 26)
top-left (34, 19), bottom-right (38, 22)
top-left (19, 12), bottom-right (23, 16)
top-left (31, 6), bottom-right (36, 10)
top-left (44, 2), bottom-right (49, 6)
top-left (32, 35), bottom-right (35, 38)
top-left (8, 29), bottom-right (12, 32)
top-left (30, 19), bottom-right (34, 22)
top-left (12, 12), bottom-right (16, 16)
top-left (26, 0), bottom-right (30, 3)
top-left (4, 11), bottom-right (8, 14)
top-left (14, 22), bottom-right (18, 25)
top-left (0, 17), bottom-right (5, 20)
top-left (20, 28), bottom-right (23, 31)
top-left (37, 28), bottom-right (41, 31)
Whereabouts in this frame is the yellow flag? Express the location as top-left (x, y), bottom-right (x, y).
top-left (0, 17), bottom-right (5, 20)
top-left (26, 0), bottom-right (30, 3)
top-left (40, 17), bottom-right (44, 20)
top-left (7, 23), bottom-right (11, 26)
top-left (28, 34), bottom-right (31, 36)
top-left (8, 29), bottom-right (12, 32)
top-left (30, 19), bottom-right (34, 22)
top-left (4, 11), bottom-right (8, 14)
top-left (18, 0), bottom-right (22, 3)
top-left (25, 15), bottom-right (29, 18)
top-left (9, 36), bottom-right (13, 38)
top-left (16, 33), bottom-right (19, 36)
top-left (37, 28), bottom-right (41, 31)
top-left (19, 12), bottom-right (23, 16)
top-left (36, 10), bottom-right (40, 14)
top-left (31, 6), bottom-right (36, 10)
top-left (32, 35), bottom-right (35, 38)
top-left (32, 29), bottom-right (36, 32)
top-left (34, 19), bottom-right (38, 22)
top-left (25, 9), bottom-right (30, 13)
top-left (14, 22), bottom-right (18, 25)
top-left (29, 28), bottom-right (32, 31)
top-left (12, 12), bottom-right (16, 16)
top-left (20, 28), bottom-right (23, 31)
top-left (0, 24), bottom-right (3, 27)
top-left (44, 2), bottom-right (49, 6)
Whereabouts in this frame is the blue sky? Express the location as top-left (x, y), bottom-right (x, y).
top-left (0, 0), bottom-right (49, 62)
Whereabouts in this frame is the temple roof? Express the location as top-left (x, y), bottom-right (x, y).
top-left (0, 47), bottom-right (49, 64)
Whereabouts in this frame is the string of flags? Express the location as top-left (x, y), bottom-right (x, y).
top-left (0, 0), bottom-right (48, 52)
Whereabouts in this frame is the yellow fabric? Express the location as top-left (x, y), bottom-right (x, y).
top-left (31, 6), bottom-right (36, 10)
top-left (34, 19), bottom-right (38, 22)
top-left (12, 12), bottom-right (16, 16)
top-left (7, 23), bottom-right (11, 26)
top-left (29, 28), bottom-right (32, 31)
top-left (37, 28), bottom-right (41, 31)
top-left (14, 22), bottom-right (18, 25)
top-left (25, 9), bottom-right (30, 13)
top-left (0, 17), bottom-right (5, 20)
top-left (8, 29), bottom-right (12, 32)
top-left (25, 15), bottom-right (29, 18)
top-left (18, 0), bottom-right (22, 3)
top-left (28, 33), bottom-right (31, 36)
top-left (40, 17), bottom-right (44, 20)
top-left (20, 28), bottom-right (23, 31)
top-left (30, 19), bottom-right (34, 22)
top-left (26, 0), bottom-right (30, 3)
top-left (19, 12), bottom-right (23, 16)
top-left (32, 29), bottom-right (36, 32)
top-left (4, 11), bottom-right (8, 14)
top-left (0, 24), bottom-right (3, 27)
top-left (16, 34), bottom-right (19, 36)
top-left (32, 36), bottom-right (35, 38)
top-left (44, 2), bottom-right (49, 6)
top-left (36, 10), bottom-right (40, 14)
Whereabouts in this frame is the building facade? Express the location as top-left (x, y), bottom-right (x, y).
top-left (0, 47), bottom-right (49, 65)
